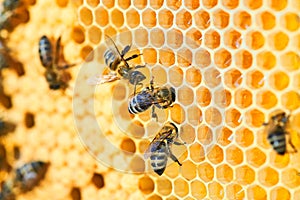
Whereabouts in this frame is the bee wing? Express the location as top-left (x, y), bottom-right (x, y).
top-left (144, 129), bottom-right (173, 159)
top-left (121, 45), bottom-right (131, 56)
top-left (105, 35), bottom-right (122, 57)
top-left (87, 74), bottom-right (120, 85)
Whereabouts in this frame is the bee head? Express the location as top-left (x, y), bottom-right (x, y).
top-left (170, 87), bottom-right (176, 102)
top-left (49, 83), bottom-right (61, 90)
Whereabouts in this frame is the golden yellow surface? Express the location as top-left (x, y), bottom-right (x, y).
top-left (1, 0), bottom-right (300, 199)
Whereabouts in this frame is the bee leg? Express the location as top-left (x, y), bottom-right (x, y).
top-left (134, 64), bottom-right (145, 69)
top-left (286, 133), bottom-right (297, 153)
top-left (173, 141), bottom-right (186, 145)
top-left (151, 106), bottom-right (158, 122)
top-left (169, 152), bottom-right (182, 166)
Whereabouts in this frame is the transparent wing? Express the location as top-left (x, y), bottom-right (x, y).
top-left (87, 74), bottom-right (120, 85)
top-left (144, 129), bottom-right (173, 159)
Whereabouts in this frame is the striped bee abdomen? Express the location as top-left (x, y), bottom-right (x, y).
top-left (128, 90), bottom-right (153, 114)
top-left (268, 129), bottom-right (286, 155)
top-left (38, 36), bottom-right (52, 68)
top-left (150, 142), bottom-right (168, 176)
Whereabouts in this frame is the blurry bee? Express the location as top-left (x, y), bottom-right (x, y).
top-left (128, 78), bottom-right (176, 120)
top-left (144, 122), bottom-right (185, 176)
top-left (0, 119), bottom-right (16, 138)
top-left (263, 112), bottom-right (297, 155)
top-left (88, 35), bottom-right (146, 94)
top-left (0, 0), bottom-right (20, 30)
top-left (38, 35), bottom-right (75, 90)
top-left (2, 0), bottom-right (20, 12)
top-left (0, 181), bottom-right (15, 200)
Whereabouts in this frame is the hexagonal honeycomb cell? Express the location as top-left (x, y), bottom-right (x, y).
top-left (2, 0), bottom-right (300, 199)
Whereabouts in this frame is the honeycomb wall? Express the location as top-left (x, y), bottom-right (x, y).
top-left (1, 0), bottom-right (300, 200)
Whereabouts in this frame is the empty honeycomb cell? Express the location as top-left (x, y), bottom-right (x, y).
top-left (159, 48), bottom-right (175, 66)
top-left (167, 29), bottom-right (183, 49)
top-left (269, 71), bottom-right (289, 90)
top-left (269, 151), bottom-right (290, 168)
top-left (269, 31), bottom-right (290, 50)
top-left (79, 7), bottom-right (93, 26)
top-left (216, 164), bottom-right (233, 183)
top-left (246, 70), bottom-right (264, 89)
top-left (126, 9), bottom-right (140, 28)
top-left (102, 0), bottom-right (114, 8)
top-left (226, 145), bottom-right (244, 166)
top-left (189, 143), bottom-right (205, 163)
top-left (281, 91), bottom-right (300, 110)
top-left (139, 140), bottom-right (150, 153)
top-left (168, 66), bottom-right (183, 87)
top-left (138, 176), bottom-right (154, 194)
top-left (80, 45), bottom-right (94, 60)
top-left (118, 0), bottom-right (131, 9)
top-left (208, 182), bottom-right (224, 199)
top-left (119, 102), bottom-right (132, 121)
top-left (186, 67), bottom-right (201, 87)
top-left (270, 187), bottom-right (291, 200)
top-left (129, 155), bottom-right (145, 172)
top-left (127, 120), bottom-right (145, 138)
top-left (184, 0), bottom-right (200, 9)
top-left (281, 13), bottom-right (300, 31)
top-left (234, 89), bottom-right (252, 109)
top-left (181, 160), bottom-right (197, 180)
top-left (246, 31), bottom-right (265, 50)
top-left (186, 28), bottom-right (202, 48)
top-left (256, 90), bottom-right (278, 109)
top-left (157, 177), bottom-right (172, 196)
top-left (142, 9), bottom-right (157, 28)
top-left (224, 69), bottom-right (242, 88)
top-left (147, 195), bottom-right (163, 200)
top-left (133, 0), bottom-right (146, 9)
top-left (282, 168), bottom-right (300, 188)
top-left (70, 187), bottom-right (81, 200)
top-left (24, 112), bottom-right (35, 128)
top-left (205, 107), bottom-right (222, 127)
top-left (120, 137), bottom-right (136, 154)
top-left (166, 0), bottom-right (182, 10)
top-left (225, 108), bottom-right (242, 128)
top-left (213, 9), bottom-right (229, 29)
top-left (204, 30), bottom-right (220, 49)
top-left (235, 165), bottom-right (255, 185)
top-left (204, 68), bottom-right (221, 88)
top-left (104, 26), bottom-right (117, 37)
top-left (196, 86), bottom-right (212, 107)
top-left (257, 11), bottom-right (276, 30)
top-left (226, 184), bottom-right (245, 200)
top-left (187, 105), bottom-right (202, 126)
top-left (246, 147), bottom-right (266, 168)
top-left (158, 9), bottom-right (174, 28)
top-left (197, 125), bottom-right (213, 145)
top-left (180, 124), bottom-right (196, 144)
top-left (176, 10), bottom-right (192, 29)
top-left (216, 127), bottom-right (233, 146)
top-left (71, 26), bottom-right (85, 44)
top-left (134, 28), bottom-right (148, 47)
top-left (235, 127), bottom-right (254, 147)
top-left (194, 10), bottom-right (210, 30)
top-left (214, 89), bottom-right (231, 108)
top-left (280, 51), bottom-right (300, 71)
top-left (86, 0), bottom-right (99, 7)
top-left (178, 48), bottom-right (192, 67)
top-left (174, 178), bottom-right (189, 198)
top-left (258, 167), bottom-right (279, 186)
top-left (207, 145), bottom-right (224, 164)
top-left (170, 104), bottom-right (186, 124)
top-left (178, 86), bottom-right (194, 106)
top-left (143, 48), bottom-right (157, 65)
top-left (235, 50), bottom-right (253, 69)
top-left (247, 185), bottom-right (267, 200)
top-left (111, 9), bottom-right (124, 27)
top-left (234, 11), bottom-right (252, 30)
top-left (257, 51), bottom-right (276, 70)
top-left (197, 162), bottom-right (214, 182)
top-left (224, 29), bottom-right (242, 49)
top-left (91, 173), bottom-right (105, 188)
top-left (269, 0), bottom-right (287, 11)
top-left (95, 7), bottom-right (109, 27)
top-left (245, 109), bottom-right (265, 127)
top-left (222, 0), bottom-right (239, 9)
top-left (191, 180), bottom-right (207, 199)
top-left (194, 49), bottom-right (211, 68)
top-left (214, 48), bottom-right (232, 69)
top-left (244, 0), bottom-right (262, 9)
top-left (88, 26), bottom-right (101, 44)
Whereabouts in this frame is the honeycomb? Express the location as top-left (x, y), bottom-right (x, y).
top-left (0, 0), bottom-right (300, 199)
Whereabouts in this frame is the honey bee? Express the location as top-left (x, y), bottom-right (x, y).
top-left (263, 112), bottom-right (297, 155)
top-left (0, 0), bottom-right (20, 30)
top-left (88, 35), bottom-right (146, 93)
top-left (38, 35), bottom-right (75, 90)
top-left (128, 77), bottom-right (176, 120)
top-left (144, 122), bottom-right (185, 176)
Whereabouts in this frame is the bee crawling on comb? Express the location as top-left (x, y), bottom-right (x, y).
top-left (263, 112), bottom-right (298, 155)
